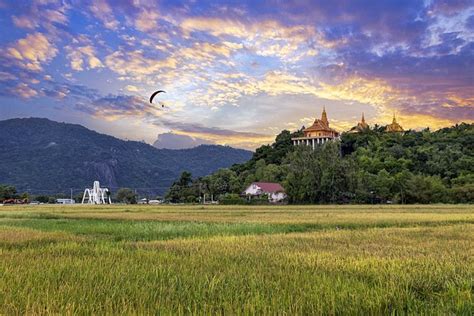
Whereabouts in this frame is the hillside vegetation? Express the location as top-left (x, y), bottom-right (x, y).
top-left (0, 204), bottom-right (472, 314)
top-left (167, 123), bottom-right (474, 203)
top-left (0, 118), bottom-right (251, 195)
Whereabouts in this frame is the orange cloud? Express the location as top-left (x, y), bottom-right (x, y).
top-left (3, 32), bottom-right (57, 72)
top-left (180, 17), bottom-right (319, 61)
top-left (105, 50), bottom-right (177, 77)
top-left (124, 85), bottom-right (140, 92)
top-left (135, 10), bottom-right (160, 32)
top-left (172, 130), bottom-right (272, 150)
top-left (316, 77), bottom-right (399, 109)
top-left (88, 0), bottom-right (118, 30)
top-left (10, 83), bottom-right (38, 99)
top-left (66, 45), bottom-right (103, 71)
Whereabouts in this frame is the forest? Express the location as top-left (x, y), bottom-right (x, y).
top-left (166, 123), bottom-right (473, 204)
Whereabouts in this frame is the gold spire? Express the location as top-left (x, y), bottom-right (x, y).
top-left (353, 112), bottom-right (369, 131)
top-left (386, 113), bottom-right (404, 132)
top-left (321, 106), bottom-right (328, 126)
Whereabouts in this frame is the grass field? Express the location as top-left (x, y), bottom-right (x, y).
top-left (0, 204), bottom-right (473, 314)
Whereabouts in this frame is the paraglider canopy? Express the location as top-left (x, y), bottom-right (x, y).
top-left (149, 90), bottom-right (166, 104)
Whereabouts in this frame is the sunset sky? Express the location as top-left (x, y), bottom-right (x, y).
top-left (0, 0), bottom-right (473, 149)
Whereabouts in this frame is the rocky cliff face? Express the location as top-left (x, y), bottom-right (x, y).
top-left (83, 160), bottom-right (118, 188)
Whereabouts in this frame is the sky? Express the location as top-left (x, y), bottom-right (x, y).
top-left (0, 0), bottom-right (473, 150)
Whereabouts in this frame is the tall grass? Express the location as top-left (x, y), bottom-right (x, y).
top-left (0, 205), bottom-right (472, 314)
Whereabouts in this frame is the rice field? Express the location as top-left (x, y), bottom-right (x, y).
top-left (0, 204), bottom-right (473, 314)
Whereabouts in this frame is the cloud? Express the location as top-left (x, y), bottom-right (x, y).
top-left (153, 119), bottom-right (273, 149)
top-left (180, 17), bottom-right (319, 60)
top-left (135, 10), bottom-right (160, 32)
top-left (10, 83), bottom-right (38, 99)
top-left (74, 94), bottom-right (162, 120)
top-left (103, 40), bottom-right (244, 87)
top-left (181, 17), bottom-right (247, 37)
top-left (2, 32), bottom-right (57, 72)
top-left (88, 0), bottom-right (119, 30)
top-left (153, 132), bottom-right (213, 149)
top-left (66, 44), bottom-right (103, 71)
top-left (316, 77), bottom-right (398, 110)
top-left (105, 50), bottom-right (177, 77)
top-left (124, 85), bottom-right (140, 92)
top-left (11, 1), bottom-right (68, 32)
top-left (1, 0), bottom-right (472, 148)
top-left (0, 71), bottom-right (16, 81)
top-left (12, 15), bottom-right (38, 29)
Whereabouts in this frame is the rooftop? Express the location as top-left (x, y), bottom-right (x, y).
top-left (251, 182), bottom-right (285, 193)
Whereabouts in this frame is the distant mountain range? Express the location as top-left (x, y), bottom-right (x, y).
top-left (0, 118), bottom-right (252, 196)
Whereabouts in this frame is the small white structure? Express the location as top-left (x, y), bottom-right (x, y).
top-left (138, 198), bottom-right (163, 205)
top-left (82, 181), bottom-right (112, 204)
top-left (148, 199), bottom-right (162, 205)
top-left (56, 198), bottom-right (75, 204)
top-left (243, 182), bottom-right (287, 203)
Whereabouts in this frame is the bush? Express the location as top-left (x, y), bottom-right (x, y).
top-left (35, 195), bottom-right (50, 203)
top-left (116, 188), bottom-right (137, 204)
top-left (219, 193), bottom-right (247, 205)
top-left (186, 195), bottom-right (197, 203)
top-left (449, 184), bottom-right (474, 203)
top-left (248, 195), bottom-right (270, 205)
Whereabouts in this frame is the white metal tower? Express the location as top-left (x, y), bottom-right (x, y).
top-left (82, 181), bottom-right (112, 204)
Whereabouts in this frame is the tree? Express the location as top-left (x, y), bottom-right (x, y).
top-left (206, 168), bottom-right (240, 199)
top-left (35, 195), bottom-right (50, 203)
top-left (318, 142), bottom-right (354, 203)
top-left (165, 172), bottom-right (205, 203)
top-left (284, 146), bottom-right (321, 203)
top-left (449, 184), bottom-right (474, 203)
top-left (393, 170), bottom-right (413, 204)
top-left (374, 169), bottom-right (394, 202)
top-left (405, 175), bottom-right (447, 203)
top-left (116, 188), bottom-right (137, 204)
top-left (178, 171), bottom-right (192, 187)
top-left (0, 184), bottom-right (17, 201)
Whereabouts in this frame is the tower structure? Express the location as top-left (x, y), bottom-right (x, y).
top-left (349, 113), bottom-right (369, 133)
top-left (82, 181), bottom-right (112, 204)
top-left (385, 114), bottom-right (404, 132)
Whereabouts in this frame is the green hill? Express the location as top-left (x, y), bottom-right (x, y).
top-left (167, 123), bottom-right (474, 204)
top-left (0, 118), bottom-right (252, 195)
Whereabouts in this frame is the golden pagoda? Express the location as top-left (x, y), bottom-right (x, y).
top-left (349, 113), bottom-right (369, 133)
top-left (385, 114), bottom-right (404, 132)
top-left (292, 107), bottom-right (340, 148)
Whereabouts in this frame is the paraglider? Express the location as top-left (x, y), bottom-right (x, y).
top-left (149, 90), bottom-right (166, 105)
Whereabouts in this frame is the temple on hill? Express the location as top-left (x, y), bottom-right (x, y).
top-left (292, 107), bottom-right (340, 149)
top-left (385, 114), bottom-right (404, 132)
top-left (349, 113), bottom-right (369, 133)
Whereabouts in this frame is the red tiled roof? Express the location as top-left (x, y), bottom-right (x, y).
top-left (253, 182), bottom-right (285, 193)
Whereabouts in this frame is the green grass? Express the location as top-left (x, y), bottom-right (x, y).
top-left (0, 204), bottom-right (473, 314)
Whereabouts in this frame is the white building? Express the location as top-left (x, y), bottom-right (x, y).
top-left (243, 182), bottom-right (287, 203)
top-left (56, 198), bottom-right (75, 204)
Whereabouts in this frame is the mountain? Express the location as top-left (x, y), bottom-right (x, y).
top-left (153, 132), bottom-right (212, 149)
top-left (0, 118), bottom-right (252, 196)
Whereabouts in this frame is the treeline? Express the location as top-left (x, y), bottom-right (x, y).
top-left (0, 185), bottom-right (154, 204)
top-left (166, 123), bottom-right (473, 204)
